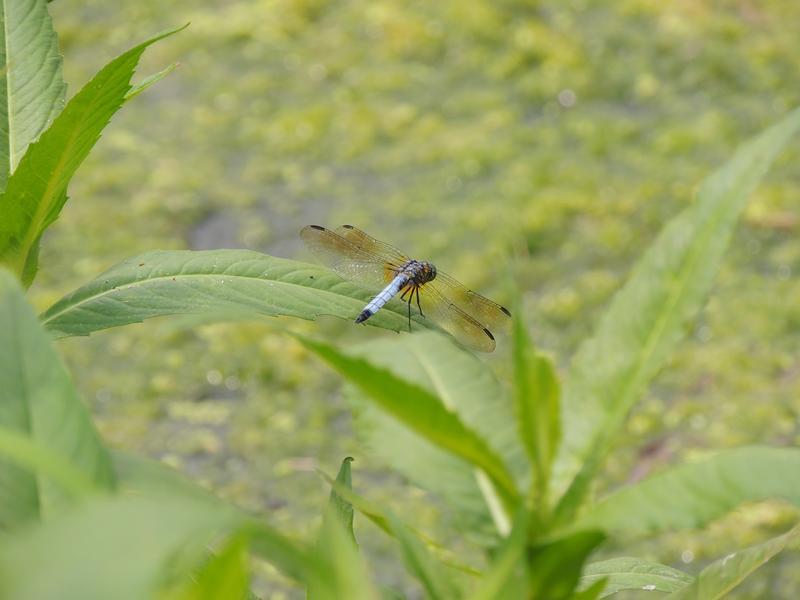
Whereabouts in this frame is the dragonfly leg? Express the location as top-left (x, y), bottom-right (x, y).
top-left (415, 286), bottom-right (424, 318)
top-left (406, 292), bottom-right (413, 332)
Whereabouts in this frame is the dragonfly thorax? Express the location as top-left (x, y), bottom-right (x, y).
top-left (401, 260), bottom-right (437, 285)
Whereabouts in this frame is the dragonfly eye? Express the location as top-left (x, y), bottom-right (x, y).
top-left (422, 262), bottom-right (437, 283)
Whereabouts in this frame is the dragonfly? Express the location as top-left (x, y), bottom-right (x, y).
top-left (300, 224), bottom-right (511, 352)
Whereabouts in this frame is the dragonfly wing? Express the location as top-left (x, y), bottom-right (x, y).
top-left (429, 271), bottom-right (511, 330)
top-left (300, 225), bottom-right (404, 289)
top-left (417, 284), bottom-right (497, 352)
top-left (333, 225), bottom-right (410, 265)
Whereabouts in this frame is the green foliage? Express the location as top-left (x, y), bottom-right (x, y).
top-left (0, 24), bottom-right (185, 286)
top-left (579, 557), bottom-right (693, 597)
top-left (344, 330), bottom-right (526, 542)
top-left (172, 535), bottom-right (251, 600)
top-left (40, 250), bottom-right (434, 338)
top-left (1, 0), bottom-right (799, 597)
top-left (552, 106), bottom-right (800, 525)
top-left (512, 300), bottom-right (561, 511)
top-left (574, 447), bottom-right (800, 535)
top-left (668, 526), bottom-right (800, 600)
top-left (0, 0), bottom-right (65, 191)
top-left (326, 456), bottom-right (356, 546)
top-left (0, 268), bottom-right (113, 529)
top-left (300, 334), bottom-right (520, 512)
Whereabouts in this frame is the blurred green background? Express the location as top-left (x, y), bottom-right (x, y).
top-left (33, 0), bottom-right (800, 597)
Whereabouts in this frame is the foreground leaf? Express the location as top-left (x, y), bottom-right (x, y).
top-left (301, 335), bottom-right (519, 512)
top-left (322, 474), bottom-right (480, 577)
top-left (0, 493), bottom-right (254, 600)
top-left (112, 451), bottom-right (310, 583)
top-left (0, 426), bottom-right (99, 499)
top-left (668, 525), bottom-right (800, 599)
top-left (466, 510), bottom-right (530, 600)
top-left (387, 510), bottom-right (461, 600)
top-left (0, 25), bottom-right (185, 285)
top-left (553, 107), bottom-right (800, 522)
top-left (527, 529), bottom-right (606, 600)
top-left (347, 331), bottom-right (526, 541)
top-left (0, 0), bottom-right (65, 189)
top-left (0, 269), bottom-right (113, 529)
top-left (512, 303), bottom-right (560, 509)
top-left (41, 250), bottom-right (434, 338)
top-left (168, 535), bottom-right (251, 600)
top-left (308, 507), bottom-right (377, 600)
top-left (573, 447), bottom-right (800, 535)
top-left (326, 457), bottom-right (356, 545)
top-left (579, 557), bottom-right (692, 598)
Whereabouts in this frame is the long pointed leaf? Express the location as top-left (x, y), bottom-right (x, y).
top-left (386, 510), bottom-right (461, 600)
top-left (0, 493), bottom-right (249, 600)
top-left (667, 525), bottom-right (800, 600)
top-left (112, 451), bottom-right (312, 583)
top-left (579, 557), bottom-right (693, 598)
top-left (553, 107), bottom-right (800, 522)
top-left (301, 335), bottom-right (519, 511)
top-left (573, 447), bottom-right (800, 535)
top-left (40, 250), bottom-right (435, 338)
top-left (326, 457), bottom-right (356, 545)
top-left (512, 303), bottom-right (560, 510)
top-left (0, 25), bottom-right (185, 285)
top-left (0, 268), bottom-right (113, 529)
top-left (346, 331), bottom-right (526, 542)
top-left (308, 506), bottom-right (378, 600)
top-left (0, 0), bottom-right (65, 189)
top-left (466, 510), bottom-right (530, 600)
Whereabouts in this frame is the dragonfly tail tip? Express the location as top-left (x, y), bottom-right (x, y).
top-left (355, 309), bottom-right (373, 324)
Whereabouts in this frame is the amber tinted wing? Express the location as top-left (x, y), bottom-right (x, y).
top-left (300, 225), bottom-right (406, 289)
top-left (333, 225), bottom-right (410, 266)
top-left (427, 271), bottom-right (511, 330)
top-left (416, 284), bottom-right (497, 352)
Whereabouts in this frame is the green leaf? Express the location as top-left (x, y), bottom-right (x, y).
top-left (0, 493), bottom-right (250, 600)
top-left (41, 250), bottom-right (435, 338)
top-left (0, 426), bottom-right (99, 498)
top-left (570, 579), bottom-right (607, 600)
top-left (578, 557), bottom-right (693, 598)
top-left (171, 534), bottom-right (251, 600)
top-left (0, 268), bottom-right (114, 529)
top-left (386, 510), bottom-right (461, 600)
top-left (466, 510), bottom-right (530, 600)
top-left (321, 473), bottom-right (480, 577)
top-left (512, 303), bottom-right (560, 510)
top-left (0, 25), bottom-right (185, 285)
top-left (125, 62), bottom-right (179, 101)
top-left (111, 450), bottom-right (311, 584)
top-left (300, 334), bottom-right (520, 513)
top-left (346, 331), bottom-right (526, 541)
top-left (667, 525), bottom-right (800, 600)
top-left (573, 447), bottom-right (800, 535)
top-left (327, 457), bottom-right (356, 545)
top-left (308, 506), bottom-right (378, 600)
top-left (0, 0), bottom-right (66, 190)
top-left (552, 107), bottom-right (800, 523)
top-left (527, 530), bottom-right (606, 600)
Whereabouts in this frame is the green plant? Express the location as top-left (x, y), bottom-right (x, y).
top-left (1, 0), bottom-right (800, 598)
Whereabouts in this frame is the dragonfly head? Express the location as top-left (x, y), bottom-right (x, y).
top-left (418, 261), bottom-right (437, 284)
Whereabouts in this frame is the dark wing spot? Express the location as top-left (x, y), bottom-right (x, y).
top-left (342, 224), bottom-right (354, 229)
top-left (138, 262), bottom-right (145, 266)
top-left (483, 328), bottom-right (495, 341)
top-left (500, 306), bottom-right (511, 317)
top-left (309, 224), bottom-right (325, 231)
